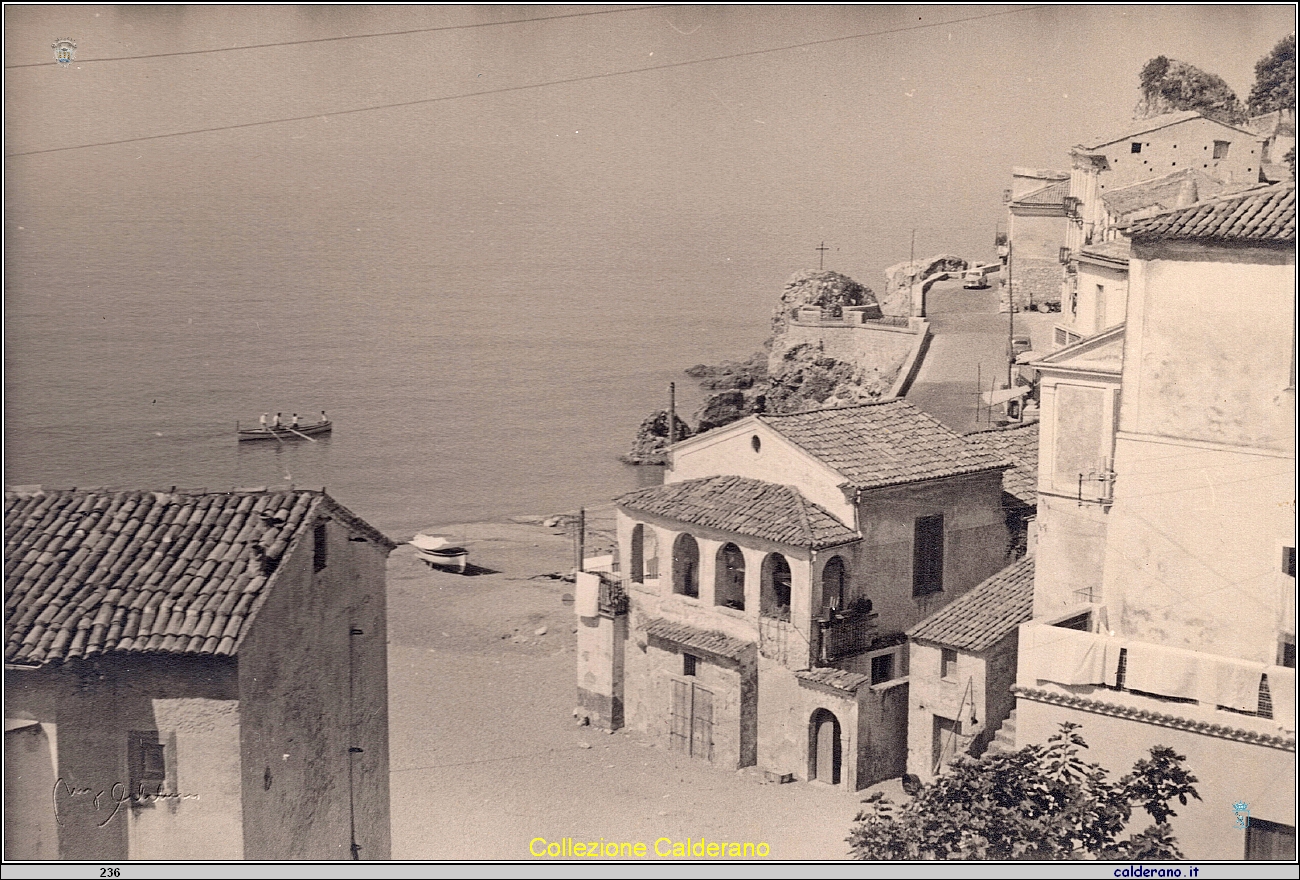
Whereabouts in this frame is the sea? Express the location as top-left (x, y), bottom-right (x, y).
top-left (7, 6), bottom-right (1280, 538)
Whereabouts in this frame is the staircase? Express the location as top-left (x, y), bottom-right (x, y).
top-left (983, 709), bottom-right (1018, 756)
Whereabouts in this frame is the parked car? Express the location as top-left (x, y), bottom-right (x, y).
top-left (1009, 333), bottom-right (1033, 358)
top-left (962, 274), bottom-right (990, 289)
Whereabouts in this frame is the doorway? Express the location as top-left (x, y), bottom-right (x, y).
top-left (809, 709), bottom-right (842, 785)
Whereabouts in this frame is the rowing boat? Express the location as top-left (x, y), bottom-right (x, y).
top-left (237, 420), bottom-right (333, 442)
top-left (410, 533), bottom-right (469, 573)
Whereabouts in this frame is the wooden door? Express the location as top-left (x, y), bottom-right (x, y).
top-left (669, 680), bottom-right (713, 761)
top-left (815, 717), bottom-right (839, 784)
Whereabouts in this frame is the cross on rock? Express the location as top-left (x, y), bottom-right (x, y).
top-left (815, 241), bottom-right (830, 270)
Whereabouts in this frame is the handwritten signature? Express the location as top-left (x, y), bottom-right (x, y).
top-left (53, 778), bottom-right (199, 827)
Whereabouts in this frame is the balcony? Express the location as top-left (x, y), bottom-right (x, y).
top-left (817, 607), bottom-right (880, 663)
top-left (597, 574), bottom-right (628, 617)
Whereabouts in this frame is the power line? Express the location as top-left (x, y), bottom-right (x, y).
top-left (3, 5), bottom-right (673, 69)
top-left (5, 5), bottom-right (1050, 160)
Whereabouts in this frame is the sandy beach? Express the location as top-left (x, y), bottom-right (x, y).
top-left (385, 507), bottom-right (882, 861)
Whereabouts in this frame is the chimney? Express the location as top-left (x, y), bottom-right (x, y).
top-left (1175, 176), bottom-right (1198, 208)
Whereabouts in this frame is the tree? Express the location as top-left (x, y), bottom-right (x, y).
top-left (847, 722), bottom-right (1201, 860)
top-left (1136, 55), bottom-right (1245, 124)
top-left (1248, 34), bottom-right (1297, 115)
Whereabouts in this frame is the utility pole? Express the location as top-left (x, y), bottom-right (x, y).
top-left (668, 382), bottom-right (676, 445)
top-left (1006, 240), bottom-right (1015, 389)
top-left (909, 228), bottom-right (917, 318)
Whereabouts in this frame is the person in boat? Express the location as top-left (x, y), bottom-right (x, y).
top-left (320, 410), bottom-right (327, 424)
top-left (292, 413), bottom-right (299, 428)
top-left (273, 412), bottom-right (282, 429)
top-left (260, 412), bottom-right (269, 430)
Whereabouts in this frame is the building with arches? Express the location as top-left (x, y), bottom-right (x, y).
top-left (578, 399), bottom-right (1015, 789)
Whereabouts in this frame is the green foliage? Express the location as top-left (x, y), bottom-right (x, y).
top-left (1248, 35), bottom-right (1297, 115)
top-left (847, 722), bottom-right (1201, 860)
top-left (1136, 55), bottom-right (1245, 123)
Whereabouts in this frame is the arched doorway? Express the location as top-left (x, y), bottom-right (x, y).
top-left (821, 555), bottom-right (847, 615)
top-left (630, 524), bottom-right (658, 583)
top-left (808, 709), bottom-right (842, 785)
top-left (672, 533), bottom-right (699, 598)
top-left (760, 553), bottom-right (792, 620)
top-left (715, 543), bottom-right (745, 610)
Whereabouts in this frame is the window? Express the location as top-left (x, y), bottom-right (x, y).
top-left (1213, 140), bottom-right (1230, 159)
top-left (941, 647), bottom-right (958, 680)
top-left (821, 556), bottom-right (847, 616)
top-left (672, 534), bottom-right (700, 598)
top-left (630, 524), bottom-right (658, 583)
top-left (313, 520), bottom-right (328, 572)
top-left (1245, 818), bottom-right (1296, 861)
top-left (129, 730), bottom-right (167, 799)
top-left (1284, 546), bottom-right (1296, 578)
top-left (1282, 637), bottom-right (1297, 669)
top-left (715, 543), bottom-right (745, 610)
top-left (761, 553), bottom-right (792, 620)
top-left (751, 435), bottom-right (761, 453)
top-left (683, 653), bottom-right (697, 677)
top-left (913, 514), bottom-right (944, 596)
top-left (871, 652), bottom-right (894, 685)
top-left (1131, 142), bottom-right (1142, 154)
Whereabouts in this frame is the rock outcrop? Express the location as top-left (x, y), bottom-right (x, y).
top-left (684, 351), bottom-right (769, 391)
top-left (880, 254), bottom-right (968, 316)
top-left (771, 270), bottom-right (880, 339)
top-left (621, 410), bottom-right (693, 465)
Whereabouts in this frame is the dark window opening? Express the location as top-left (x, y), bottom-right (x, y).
top-left (1131, 142), bottom-right (1142, 153)
top-left (129, 731), bottom-right (167, 799)
top-left (715, 543), bottom-right (746, 610)
top-left (761, 553), bottom-right (792, 620)
top-left (1245, 818), bottom-right (1297, 861)
top-left (913, 514), bottom-right (944, 596)
top-left (673, 534), bottom-right (700, 598)
top-left (1282, 638), bottom-right (1296, 669)
top-left (941, 647), bottom-right (958, 679)
top-left (821, 556), bottom-right (847, 616)
top-left (751, 435), bottom-right (761, 453)
top-left (313, 521), bottom-right (328, 571)
top-left (683, 653), bottom-right (697, 677)
top-left (1213, 140), bottom-right (1230, 159)
top-left (1284, 546), bottom-right (1295, 578)
top-left (871, 653), bottom-right (894, 685)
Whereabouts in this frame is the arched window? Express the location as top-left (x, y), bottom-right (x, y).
top-left (630, 524), bottom-right (658, 583)
top-left (672, 533), bottom-right (700, 598)
top-left (821, 555), bottom-right (847, 616)
top-left (715, 543), bottom-right (745, 610)
top-left (761, 553), bottom-right (792, 621)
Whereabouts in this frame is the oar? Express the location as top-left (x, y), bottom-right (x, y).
top-left (286, 426), bottom-right (317, 443)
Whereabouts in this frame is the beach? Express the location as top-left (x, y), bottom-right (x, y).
top-left (385, 508), bottom-right (884, 860)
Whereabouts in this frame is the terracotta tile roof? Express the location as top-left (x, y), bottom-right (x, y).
top-left (617, 475), bottom-right (858, 550)
top-left (1077, 110), bottom-right (1255, 150)
top-left (794, 666), bottom-right (871, 694)
top-left (907, 555), bottom-right (1035, 652)
top-left (964, 423), bottom-right (1039, 506)
top-left (643, 617), bottom-right (752, 662)
top-left (1012, 178), bottom-right (1069, 207)
top-left (4, 488), bottom-right (393, 667)
top-left (1128, 183), bottom-right (1295, 244)
top-left (759, 400), bottom-right (1011, 492)
top-left (1101, 169), bottom-right (1245, 219)
top-left (1078, 239), bottom-right (1131, 263)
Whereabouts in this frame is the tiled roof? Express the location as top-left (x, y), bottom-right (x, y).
top-left (1077, 110), bottom-right (1254, 150)
top-left (617, 475), bottom-right (858, 550)
top-left (1078, 239), bottom-right (1131, 262)
top-left (759, 400), bottom-right (1011, 492)
top-left (1129, 183), bottom-right (1295, 243)
top-left (795, 666), bottom-right (871, 694)
top-left (643, 617), bottom-right (752, 662)
top-left (1101, 169), bottom-right (1246, 219)
top-left (907, 555), bottom-right (1035, 652)
top-left (1012, 178), bottom-right (1068, 208)
top-left (5, 488), bottom-right (393, 667)
top-left (964, 423), bottom-right (1039, 506)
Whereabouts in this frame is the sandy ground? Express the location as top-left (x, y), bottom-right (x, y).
top-left (384, 508), bottom-right (885, 861)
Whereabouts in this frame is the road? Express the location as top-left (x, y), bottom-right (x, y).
top-left (905, 275), bottom-right (1054, 432)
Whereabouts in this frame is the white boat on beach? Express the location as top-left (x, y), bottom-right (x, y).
top-left (410, 533), bottom-right (468, 573)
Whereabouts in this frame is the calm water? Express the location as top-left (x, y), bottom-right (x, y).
top-left (6, 6), bottom-right (1288, 536)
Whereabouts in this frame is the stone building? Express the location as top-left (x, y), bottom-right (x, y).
top-left (4, 488), bottom-right (394, 861)
top-left (577, 399), bottom-right (1014, 790)
top-left (1005, 168), bottom-right (1071, 311)
top-left (1014, 183), bottom-right (1296, 860)
top-left (906, 554), bottom-right (1035, 781)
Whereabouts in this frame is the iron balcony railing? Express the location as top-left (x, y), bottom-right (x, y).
top-left (817, 608), bottom-right (879, 663)
top-left (598, 575), bottom-right (629, 617)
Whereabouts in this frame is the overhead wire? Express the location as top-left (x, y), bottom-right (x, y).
top-left (6, 5), bottom-right (1051, 159)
